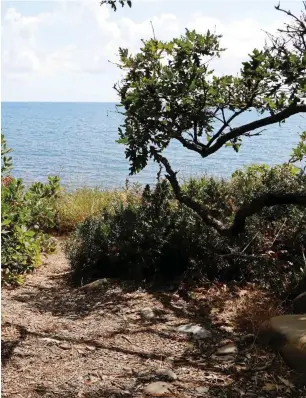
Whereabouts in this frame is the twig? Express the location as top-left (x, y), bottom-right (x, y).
top-left (270, 218), bottom-right (287, 248)
top-left (302, 245), bottom-right (306, 270)
top-left (121, 335), bottom-right (137, 346)
top-left (150, 21), bottom-right (156, 40)
top-left (240, 232), bottom-right (260, 255)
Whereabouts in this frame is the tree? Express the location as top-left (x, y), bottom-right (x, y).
top-left (103, 1), bottom-right (306, 236)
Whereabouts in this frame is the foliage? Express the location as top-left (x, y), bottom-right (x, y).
top-left (1, 135), bottom-right (60, 285)
top-left (100, 0), bottom-right (131, 11)
top-left (66, 164), bottom-right (306, 295)
top-left (110, 3), bottom-right (306, 235)
top-left (289, 131), bottom-right (306, 163)
top-left (1, 133), bottom-right (13, 176)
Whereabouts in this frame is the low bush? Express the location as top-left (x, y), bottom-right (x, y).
top-left (66, 163), bottom-right (306, 296)
top-left (1, 134), bottom-right (60, 285)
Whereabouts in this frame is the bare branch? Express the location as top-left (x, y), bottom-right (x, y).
top-left (203, 105), bottom-right (306, 157)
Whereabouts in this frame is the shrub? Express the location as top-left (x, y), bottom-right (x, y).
top-left (66, 163), bottom-right (306, 295)
top-left (1, 135), bottom-right (60, 285)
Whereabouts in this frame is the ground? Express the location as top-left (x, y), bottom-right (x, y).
top-left (2, 239), bottom-right (306, 398)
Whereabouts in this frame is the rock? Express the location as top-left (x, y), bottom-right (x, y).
top-left (41, 337), bottom-right (60, 344)
top-left (79, 278), bottom-right (110, 292)
top-left (140, 307), bottom-right (155, 320)
top-left (216, 342), bottom-right (238, 355)
top-left (86, 345), bottom-right (96, 351)
top-left (259, 314), bottom-right (306, 374)
top-left (195, 386), bottom-right (209, 395)
top-left (155, 368), bottom-right (177, 381)
top-left (176, 324), bottom-right (211, 339)
top-left (293, 292), bottom-right (306, 314)
top-left (144, 381), bottom-right (174, 396)
top-left (59, 343), bottom-right (71, 350)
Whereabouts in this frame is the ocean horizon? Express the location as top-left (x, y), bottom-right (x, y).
top-left (1, 101), bottom-right (304, 189)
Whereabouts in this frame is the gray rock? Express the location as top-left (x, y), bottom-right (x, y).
top-left (293, 292), bottom-right (306, 314)
top-left (155, 368), bottom-right (177, 381)
top-left (195, 386), bottom-right (209, 395)
top-left (176, 324), bottom-right (211, 339)
top-left (216, 342), bottom-right (238, 355)
top-left (144, 381), bottom-right (173, 396)
top-left (140, 307), bottom-right (155, 320)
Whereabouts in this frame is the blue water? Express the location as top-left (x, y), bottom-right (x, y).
top-left (1, 102), bottom-right (304, 189)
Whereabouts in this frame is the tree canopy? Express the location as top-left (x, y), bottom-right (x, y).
top-left (102, 1), bottom-right (306, 235)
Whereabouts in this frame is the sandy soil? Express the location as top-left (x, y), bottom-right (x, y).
top-left (2, 239), bottom-right (306, 397)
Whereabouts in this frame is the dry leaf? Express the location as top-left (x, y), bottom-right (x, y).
top-left (262, 383), bottom-right (277, 391)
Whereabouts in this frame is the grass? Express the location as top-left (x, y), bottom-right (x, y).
top-left (56, 187), bottom-right (121, 233)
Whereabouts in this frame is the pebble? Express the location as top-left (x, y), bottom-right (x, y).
top-left (59, 343), bottom-right (71, 350)
top-left (140, 307), bottom-right (155, 320)
top-left (216, 342), bottom-right (238, 355)
top-left (176, 324), bottom-right (211, 339)
top-left (144, 381), bottom-right (173, 396)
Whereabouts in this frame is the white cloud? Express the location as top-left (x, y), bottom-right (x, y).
top-left (1, 1), bottom-right (295, 101)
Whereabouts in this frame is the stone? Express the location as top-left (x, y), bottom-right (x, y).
top-left (259, 314), bottom-right (306, 374)
top-left (86, 345), bottom-right (96, 351)
top-left (195, 386), bottom-right (209, 395)
top-left (79, 278), bottom-right (110, 292)
top-left (176, 324), bottom-right (211, 339)
top-left (140, 307), bottom-right (155, 320)
top-left (144, 381), bottom-right (174, 396)
top-left (59, 343), bottom-right (71, 350)
top-left (155, 368), bottom-right (177, 381)
top-left (41, 337), bottom-right (60, 344)
top-left (292, 292), bottom-right (306, 314)
top-left (216, 342), bottom-right (238, 355)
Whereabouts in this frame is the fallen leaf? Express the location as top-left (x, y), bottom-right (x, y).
top-left (262, 383), bottom-right (277, 392)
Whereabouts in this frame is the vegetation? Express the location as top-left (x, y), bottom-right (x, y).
top-left (106, 2), bottom-right (306, 236)
top-left (56, 187), bottom-right (123, 234)
top-left (66, 163), bottom-right (306, 296)
top-left (1, 134), bottom-right (60, 285)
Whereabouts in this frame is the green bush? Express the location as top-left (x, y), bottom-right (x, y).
top-left (1, 135), bottom-right (60, 285)
top-left (66, 164), bottom-right (306, 295)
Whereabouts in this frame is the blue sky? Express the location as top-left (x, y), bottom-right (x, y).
top-left (1, 0), bottom-right (303, 102)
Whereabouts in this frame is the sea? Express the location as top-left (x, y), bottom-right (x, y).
top-left (1, 102), bottom-right (304, 190)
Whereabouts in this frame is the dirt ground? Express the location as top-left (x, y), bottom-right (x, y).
top-left (2, 239), bottom-right (306, 398)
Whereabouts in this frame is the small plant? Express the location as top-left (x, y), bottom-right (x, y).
top-left (1, 134), bottom-right (60, 285)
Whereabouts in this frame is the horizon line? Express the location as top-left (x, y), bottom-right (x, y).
top-left (2, 101), bottom-right (119, 103)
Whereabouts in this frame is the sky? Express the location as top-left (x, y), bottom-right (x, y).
top-left (1, 0), bottom-right (303, 102)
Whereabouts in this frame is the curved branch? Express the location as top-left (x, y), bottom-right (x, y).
top-left (204, 105), bottom-right (306, 157)
top-left (228, 193), bottom-right (306, 236)
top-left (151, 147), bottom-right (306, 236)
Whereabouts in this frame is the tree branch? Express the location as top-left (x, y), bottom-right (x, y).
top-left (151, 147), bottom-right (306, 236)
top-left (203, 105), bottom-right (306, 157)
